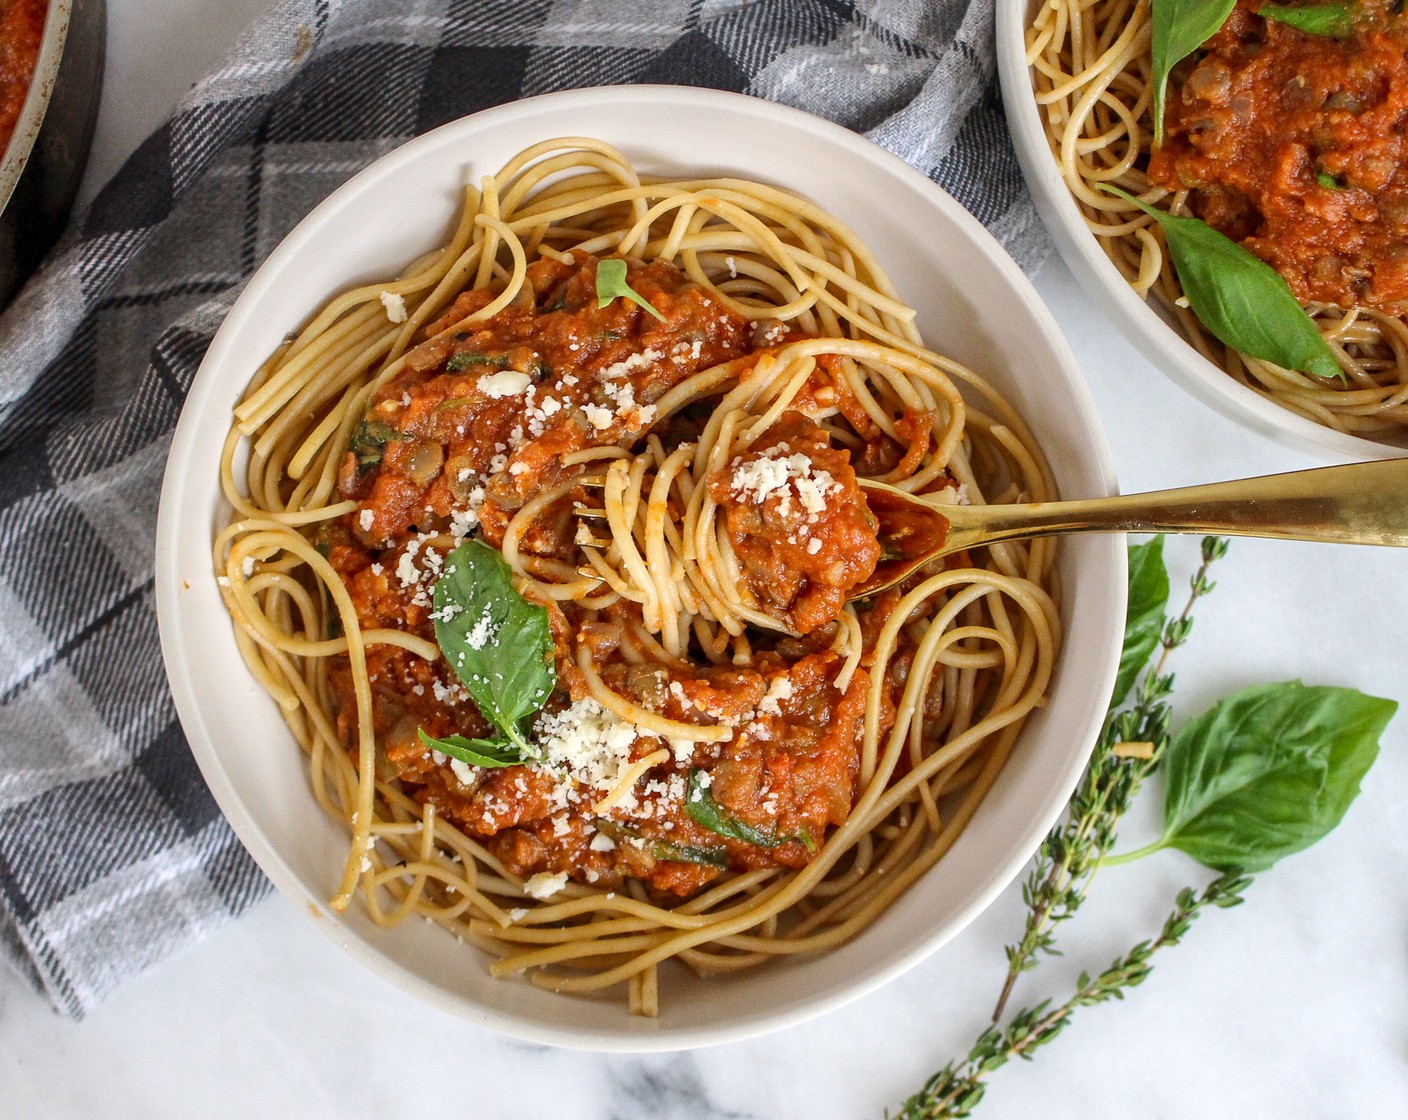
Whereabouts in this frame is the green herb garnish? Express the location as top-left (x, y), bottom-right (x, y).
top-left (1107, 680), bottom-right (1393, 871)
top-left (416, 727), bottom-right (529, 769)
top-left (427, 540), bottom-right (557, 764)
top-left (446, 351), bottom-right (509, 372)
top-left (1150, 0), bottom-right (1237, 141)
top-left (596, 820), bottom-right (730, 868)
top-left (1317, 170), bottom-right (1347, 190)
top-left (594, 258), bottom-right (666, 321)
top-left (1111, 536), bottom-right (1170, 707)
top-left (652, 837), bottom-right (731, 868)
top-left (1260, 1), bottom-right (1356, 37)
top-left (685, 769), bottom-right (816, 851)
top-left (892, 537), bottom-right (1397, 1118)
top-left (1102, 185), bottom-right (1344, 380)
top-left (348, 418), bottom-right (402, 471)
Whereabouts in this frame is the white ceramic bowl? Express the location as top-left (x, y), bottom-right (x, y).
top-left (996, 0), bottom-right (1408, 463)
top-left (155, 86), bottom-right (1123, 1051)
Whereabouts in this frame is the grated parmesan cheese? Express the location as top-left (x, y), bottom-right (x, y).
top-left (524, 871), bottom-right (568, 899)
top-left (729, 450), bottom-right (840, 522)
top-left (378, 291), bottom-right (407, 323)
top-left (478, 370), bottom-right (531, 398)
top-left (534, 697), bottom-right (642, 803)
top-left (583, 404), bottom-right (614, 430)
top-left (757, 677), bottom-right (794, 716)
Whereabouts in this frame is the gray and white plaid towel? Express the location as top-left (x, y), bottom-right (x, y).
top-left (0, 0), bottom-right (1047, 1018)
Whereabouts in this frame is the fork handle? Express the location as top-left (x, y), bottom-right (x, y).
top-left (942, 458), bottom-right (1408, 552)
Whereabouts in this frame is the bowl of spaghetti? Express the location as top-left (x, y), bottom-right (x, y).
top-left (156, 86), bottom-right (1122, 1049)
top-left (999, 0), bottom-right (1408, 460)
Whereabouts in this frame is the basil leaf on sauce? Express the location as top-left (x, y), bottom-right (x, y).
top-left (1259, 2), bottom-right (1355, 38)
top-left (1150, 0), bottom-right (1237, 141)
top-left (685, 769), bottom-right (817, 851)
top-left (1113, 537), bottom-right (1171, 707)
top-left (596, 820), bottom-right (730, 867)
top-left (349, 418), bottom-right (402, 470)
top-left (417, 727), bottom-right (530, 768)
top-left (430, 540), bottom-right (557, 760)
top-left (1156, 682), bottom-right (1395, 871)
top-left (651, 838), bottom-right (731, 868)
top-left (1102, 186), bottom-right (1344, 380)
top-left (447, 351), bottom-right (509, 372)
top-left (595, 258), bottom-right (667, 322)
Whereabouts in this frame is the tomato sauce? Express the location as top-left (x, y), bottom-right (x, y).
top-left (0, 0), bottom-right (44, 158)
top-left (709, 410), bottom-right (881, 633)
top-left (1149, 0), bottom-right (1408, 310)
top-left (329, 253), bottom-right (904, 895)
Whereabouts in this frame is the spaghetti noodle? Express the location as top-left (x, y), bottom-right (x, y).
top-left (216, 138), bottom-right (1061, 1015)
top-left (1026, 0), bottom-right (1408, 440)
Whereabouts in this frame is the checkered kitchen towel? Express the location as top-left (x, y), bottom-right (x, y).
top-left (0, 0), bottom-right (1047, 1017)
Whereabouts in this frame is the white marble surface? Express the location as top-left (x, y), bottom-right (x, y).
top-left (5, 1), bottom-right (1407, 1115)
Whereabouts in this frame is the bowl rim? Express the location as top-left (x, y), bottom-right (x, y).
top-left (155, 84), bottom-right (1124, 1051)
top-left (0, 0), bottom-right (71, 211)
top-left (994, 0), bottom-right (1408, 464)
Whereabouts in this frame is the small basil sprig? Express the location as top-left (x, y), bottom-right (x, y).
top-left (1112, 536), bottom-right (1171, 707)
top-left (1102, 185), bottom-right (1344, 380)
top-left (685, 769), bottom-right (817, 851)
top-left (1151, 0), bottom-right (1236, 140)
top-left (417, 727), bottom-right (527, 769)
top-left (427, 540), bottom-right (556, 764)
top-left (1108, 680), bottom-right (1395, 871)
top-left (595, 258), bottom-right (666, 321)
top-left (1259, 1), bottom-right (1355, 37)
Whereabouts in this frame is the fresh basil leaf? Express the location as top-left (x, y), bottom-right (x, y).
top-left (431, 540), bottom-right (557, 756)
top-left (685, 769), bottom-right (816, 851)
top-left (1159, 681), bottom-right (1395, 871)
top-left (596, 819), bottom-right (731, 868)
top-left (1113, 537), bottom-right (1171, 707)
top-left (1260, 2), bottom-right (1355, 38)
top-left (595, 258), bottom-right (667, 322)
top-left (1151, 0), bottom-right (1236, 140)
top-left (447, 351), bottom-right (509, 372)
top-left (349, 418), bottom-right (402, 470)
top-left (1103, 186), bottom-right (1344, 380)
top-left (650, 837), bottom-right (731, 868)
top-left (1316, 170), bottom-right (1346, 190)
top-left (416, 726), bottom-right (529, 769)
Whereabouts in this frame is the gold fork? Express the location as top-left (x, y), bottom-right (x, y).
top-left (854, 458), bottom-right (1408, 597)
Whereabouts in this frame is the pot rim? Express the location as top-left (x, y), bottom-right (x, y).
top-left (0, 0), bottom-right (73, 212)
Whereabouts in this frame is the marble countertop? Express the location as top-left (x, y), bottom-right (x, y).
top-left (5, 2), bottom-right (1406, 1116)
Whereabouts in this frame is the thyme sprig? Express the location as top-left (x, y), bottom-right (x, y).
top-left (989, 536), bottom-right (1227, 1023)
top-left (888, 534), bottom-right (1393, 1119)
top-left (894, 870), bottom-right (1251, 1120)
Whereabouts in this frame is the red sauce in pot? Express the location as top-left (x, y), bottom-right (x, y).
top-left (1148, 0), bottom-right (1408, 310)
top-left (0, 0), bottom-right (45, 159)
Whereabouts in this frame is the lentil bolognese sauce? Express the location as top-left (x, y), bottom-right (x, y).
top-left (217, 139), bottom-right (1060, 1014)
top-left (1028, 0), bottom-right (1408, 438)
